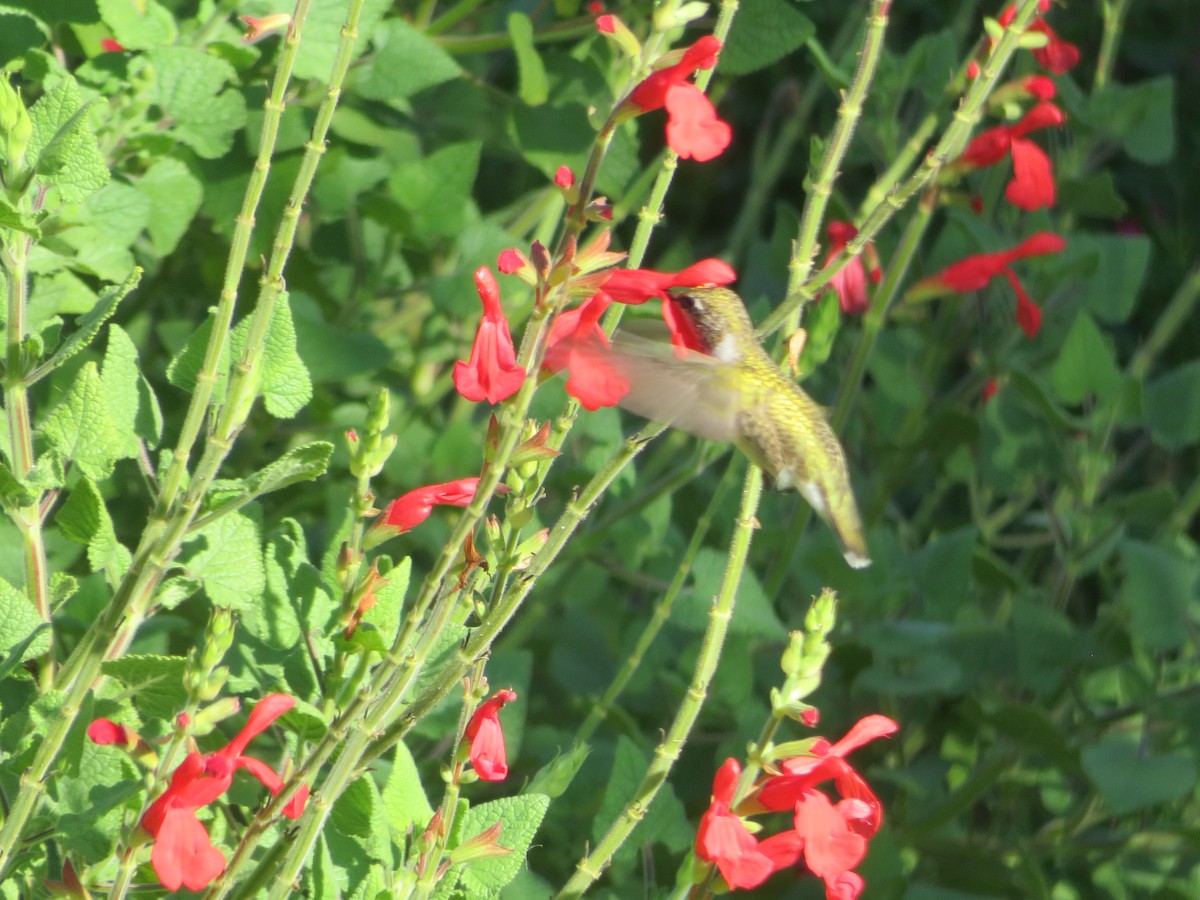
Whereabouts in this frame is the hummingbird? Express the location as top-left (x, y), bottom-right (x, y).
top-left (611, 286), bottom-right (871, 569)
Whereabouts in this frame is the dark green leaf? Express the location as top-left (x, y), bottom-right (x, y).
top-left (721, 0), bottom-right (816, 75)
top-left (1144, 361), bottom-right (1200, 450)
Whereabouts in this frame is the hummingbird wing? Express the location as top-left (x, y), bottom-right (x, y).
top-left (609, 331), bottom-right (741, 442)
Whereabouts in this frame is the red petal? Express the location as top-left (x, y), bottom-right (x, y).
top-left (474, 267), bottom-right (502, 318)
top-left (468, 716), bottom-right (509, 781)
top-left (1011, 100), bottom-right (1065, 138)
top-left (825, 870), bottom-right (866, 900)
top-left (152, 807), bottom-right (227, 892)
top-left (87, 719), bottom-right (130, 745)
top-left (826, 715), bottom-right (900, 757)
top-left (664, 84), bottom-right (731, 162)
top-left (283, 784), bottom-right (310, 819)
top-left (711, 758), bottom-right (741, 804)
top-left (793, 790), bottom-right (867, 880)
top-left (961, 127), bottom-right (1013, 168)
top-left (1006, 139), bottom-right (1056, 210)
top-left (696, 807), bottom-right (775, 890)
top-left (672, 258), bottom-right (737, 287)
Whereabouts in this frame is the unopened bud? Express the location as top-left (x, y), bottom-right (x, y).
top-left (192, 696), bottom-right (242, 735)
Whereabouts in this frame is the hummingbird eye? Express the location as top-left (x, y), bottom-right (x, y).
top-left (674, 292), bottom-right (699, 312)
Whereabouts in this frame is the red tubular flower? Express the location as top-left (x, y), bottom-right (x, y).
top-left (381, 477), bottom-right (480, 532)
top-left (554, 165), bottom-right (575, 188)
top-left (453, 267), bottom-right (528, 405)
top-left (696, 759), bottom-right (776, 890)
top-left (960, 101), bottom-right (1064, 211)
top-left (96, 694), bottom-right (306, 893)
top-left (915, 232), bottom-right (1065, 339)
top-left (996, 4), bottom-right (1080, 74)
top-left (822, 222), bottom-right (882, 315)
top-left (598, 258), bottom-right (736, 305)
top-left (88, 718), bottom-right (134, 746)
top-left (627, 36), bottom-right (731, 161)
top-left (100, 38), bottom-right (125, 53)
top-left (544, 294), bottom-right (630, 410)
top-left (464, 689), bottom-right (518, 781)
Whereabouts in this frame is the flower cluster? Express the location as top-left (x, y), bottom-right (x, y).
top-left (89, 694), bottom-right (308, 892)
top-left (958, 96), bottom-right (1065, 212)
top-left (695, 715), bottom-right (898, 897)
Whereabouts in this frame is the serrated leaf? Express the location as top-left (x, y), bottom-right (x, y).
top-left (526, 742), bottom-right (590, 800)
top-left (38, 362), bottom-right (124, 480)
top-left (29, 270), bottom-right (96, 325)
top-left (101, 655), bottom-right (189, 721)
top-left (55, 476), bottom-right (129, 579)
top-left (382, 740), bottom-right (433, 839)
top-left (244, 519), bottom-right (335, 655)
top-left (136, 372), bottom-right (164, 447)
top-left (452, 793), bottom-right (550, 896)
top-left (239, 294), bottom-right (312, 418)
top-left (32, 267), bottom-right (140, 382)
top-left (0, 11), bottom-right (44, 68)
top-left (155, 574), bottom-right (202, 611)
top-left (0, 574), bottom-right (50, 674)
top-left (27, 75), bottom-right (109, 202)
top-left (100, 325), bottom-right (142, 458)
top-left (137, 156), bottom-right (203, 255)
top-left (363, 556), bottom-right (410, 645)
top-left (149, 47), bottom-right (246, 159)
top-left (0, 195), bottom-right (41, 238)
top-left (0, 461), bottom-right (36, 508)
top-left (181, 509), bottom-right (266, 611)
top-left (53, 737), bottom-right (141, 860)
top-left (97, 0), bottom-right (176, 49)
top-left (204, 442), bottom-right (333, 524)
top-left (357, 18), bottom-right (462, 102)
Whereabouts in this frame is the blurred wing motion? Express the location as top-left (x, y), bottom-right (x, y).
top-left (609, 331), bottom-right (741, 443)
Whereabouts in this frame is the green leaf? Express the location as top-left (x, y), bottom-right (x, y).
top-left (0, 11), bottom-right (44, 68)
top-left (38, 363), bottom-right (124, 479)
top-left (101, 655), bottom-right (189, 721)
top-left (331, 772), bottom-right (391, 862)
top-left (292, 294), bottom-right (390, 383)
top-left (149, 47), bottom-right (247, 159)
top-left (507, 13), bottom-right (548, 106)
top-left (1058, 171), bottom-right (1129, 220)
top-left (239, 293), bottom-right (312, 418)
top-left (1064, 233), bottom-right (1151, 325)
top-left (0, 195), bottom-right (41, 238)
top-left (0, 461), bottom-right (36, 508)
top-left (204, 442), bottom-right (333, 522)
top-left (679, 547), bottom-right (786, 639)
top-left (1118, 540), bottom-right (1199, 653)
top-left (363, 556), bottom-right (410, 645)
top-left (99, 325), bottom-right (142, 458)
top-left (721, 0), bottom-right (816, 75)
top-left (243, 519), bottom-right (335, 654)
top-left (389, 141), bottom-right (482, 240)
top-left (181, 509), bottom-right (266, 611)
top-left (289, 0), bottom-right (392, 81)
top-left (97, 0), bottom-right (176, 49)
top-left (1050, 313), bottom-right (1122, 405)
top-left (27, 75), bottom-right (109, 202)
top-left (1144, 361), bottom-right (1200, 451)
top-left (357, 18), bottom-right (462, 102)
top-left (29, 270), bottom-right (96, 325)
top-left (526, 742), bottom-right (590, 800)
top-left (33, 267), bottom-right (140, 382)
top-left (1088, 76), bottom-right (1175, 165)
top-left (0, 574), bottom-right (51, 668)
top-left (1082, 736), bottom-right (1196, 814)
top-left (453, 793), bottom-right (550, 896)
top-left (55, 477), bottom-right (130, 578)
top-left (382, 740), bottom-right (434, 839)
top-left (136, 157), bottom-right (204, 255)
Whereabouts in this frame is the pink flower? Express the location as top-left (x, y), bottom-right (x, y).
top-left (453, 268), bottom-right (528, 404)
top-left (960, 102), bottom-right (1064, 211)
top-left (822, 222), bottom-right (882, 315)
top-left (381, 477), bottom-right (480, 533)
top-left (96, 695), bottom-right (308, 892)
top-left (465, 689), bottom-right (517, 781)
top-left (240, 13), bottom-right (291, 44)
top-left (497, 248), bottom-right (529, 275)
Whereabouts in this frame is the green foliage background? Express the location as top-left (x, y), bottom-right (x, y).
top-left (0, 0), bottom-right (1197, 897)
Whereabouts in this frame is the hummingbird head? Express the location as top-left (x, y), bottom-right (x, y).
top-left (668, 287), bottom-right (756, 363)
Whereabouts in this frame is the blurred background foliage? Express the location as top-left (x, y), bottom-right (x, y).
top-left (1, 0), bottom-right (1197, 896)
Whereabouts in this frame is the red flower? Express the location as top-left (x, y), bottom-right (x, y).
top-left (88, 718), bottom-right (134, 746)
top-left (100, 38), bottom-right (125, 53)
top-left (696, 759), bottom-right (776, 890)
top-left (915, 232), bottom-right (1065, 339)
top-left (627, 36), bottom-right (731, 162)
top-left (381, 477), bottom-right (480, 532)
top-left (464, 689), bottom-right (517, 781)
top-left (453, 267), bottom-right (528, 404)
top-left (598, 258), bottom-right (736, 305)
top-left (241, 13), bottom-right (291, 44)
top-left (554, 165), bottom-right (575, 188)
top-left (95, 695), bottom-right (307, 892)
top-left (822, 222), bottom-right (882, 315)
top-left (664, 84), bottom-right (731, 161)
top-left (982, 378), bottom-right (999, 404)
top-left (997, 4), bottom-right (1080, 74)
top-left (960, 101), bottom-right (1064, 211)
top-left (753, 715), bottom-right (898, 900)
top-left (544, 294), bottom-right (630, 410)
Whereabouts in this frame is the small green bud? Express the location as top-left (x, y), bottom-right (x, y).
top-left (191, 696), bottom-right (242, 735)
top-left (0, 77), bottom-right (32, 171)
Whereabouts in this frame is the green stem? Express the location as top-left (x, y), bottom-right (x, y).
top-left (782, 0), bottom-right (890, 332)
top-left (575, 459), bottom-right (734, 744)
top-left (1094, 0), bottom-right (1130, 90)
top-left (760, 0), bottom-right (1047, 337)
top-left (1128, 265), bottom-right (1200, 380)
top-left (556, 467), bottom-right (764, 898)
